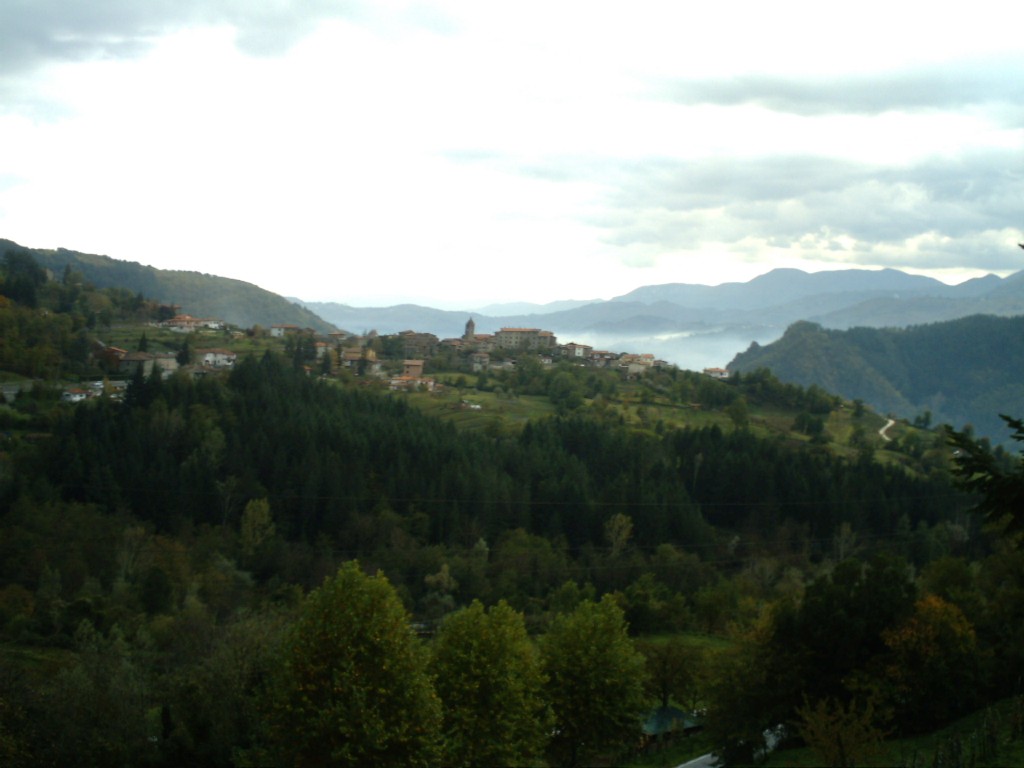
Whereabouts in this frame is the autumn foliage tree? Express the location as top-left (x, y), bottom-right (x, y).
top-left (881, 594), bottom-right (979, 731)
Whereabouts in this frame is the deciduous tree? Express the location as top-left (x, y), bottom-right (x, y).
top-left (541, 595), bottom-right (648, 767)
top-left (431, 600), bottom-right (550, 766)
top-left (881, 594), bottom-right (979, 730)
top-left (795, 695), bottom-right (888, 768)
top-left (267, 562), bottom-right (441, 767)
top-left (637, 637), bottom-right (702, 710)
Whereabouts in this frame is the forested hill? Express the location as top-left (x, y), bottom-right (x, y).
top-left (9, 248), bottom-right (1024, 765)
top-left (728, 315), bottom-right (1024, 441)
top-left (0, 239), bottom-right (336, 333)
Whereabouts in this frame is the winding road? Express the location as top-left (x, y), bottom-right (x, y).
top-left (878, 418), bottom-right (895, 442)
top-left (676, 754), bottom-right (717, 767)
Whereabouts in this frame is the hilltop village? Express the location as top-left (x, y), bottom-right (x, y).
top-left (317, 317), bottom-right (681, 391)
top-left (75, 313), bottom-right (708, 400)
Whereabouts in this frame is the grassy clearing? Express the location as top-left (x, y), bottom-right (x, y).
top-left (640, 631), bottom-right (738, 654)
top-left (405, 389), bottom-right (558, 434)
top-left (101, 325), bottom-right (255, 355)
top-left (404, 374), bottom-right (945, 478)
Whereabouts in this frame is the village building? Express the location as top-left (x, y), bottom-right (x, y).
top-left (398, 331), bottom-right (439, 359)
top-left (160, 314), bottom-right (224, 332)
top-left (493, 327), bottom-right (557, 351)
top-left (194, 348), bottom-right (237, 368)
top-left (560, 342), bottom-right (593, 360)
top-left (94, 344), bottom-right (128, 370)
top-left (340, 347), bottom-right (382, 376)
top-left (119, 351), bottom-right (154, 377)
top-left (588, 350), bottom-right (619, 367)
top-left (119, 352), bottom-right (180, 378)
top-left (389, 359), bottom-right (435, 391)
top-left (162, 314), bottom-right (203, 332)
top-left (270, 324), bottom-right (302, 338)
top-left (469, 351), bottom-right (490, 372)
top-left (154, 353), bottom-right (180, 375)
top-left (618, 353), bottom-right (655, 377)
top-left (61, 388), bottom-right (89, 403)
top-left (470, 333), bottom-right (495, 351)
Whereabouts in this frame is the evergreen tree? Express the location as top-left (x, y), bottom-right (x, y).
top-left (1, 250), bottom-right (47, 308)
top-left (176, 338), bottom-right (191, 365)
top-left (947, 415), bottom-right (1024, 542)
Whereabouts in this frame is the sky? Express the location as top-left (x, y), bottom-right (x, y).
top-left (1, 1), bottom-right (1022, 310)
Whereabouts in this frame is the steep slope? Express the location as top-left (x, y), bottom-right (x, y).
top-left (729, 315), bottom-right (1024, 441)
top-left (1, 239), bottom-right (337, 333)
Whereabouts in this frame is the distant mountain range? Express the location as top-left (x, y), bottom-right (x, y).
top-left (300, 266), bottom-right (1024, 371)
top-left (2, 239), bottom-right (336, 334)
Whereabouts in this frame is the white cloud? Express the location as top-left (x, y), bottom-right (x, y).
top-left (1, 2), bottom-right (1023, 307)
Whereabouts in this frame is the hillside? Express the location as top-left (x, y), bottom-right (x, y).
top-left (728, 315), bottom-right (1024, 441)
top-left (1, 239), bottom-right (337, 333)
top-left (6, 247), bottom-right (1024, 768)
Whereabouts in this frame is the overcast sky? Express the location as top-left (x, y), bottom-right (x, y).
top-left (1, 1), bottom-right (1022, 309)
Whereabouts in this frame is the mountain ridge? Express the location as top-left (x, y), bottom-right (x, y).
top-left (300, 266), bottom-right (1024, 371)
top-left (728, 314), bottom-right (1024, 443)
top-left (1, 239), bottom-right (337, 333)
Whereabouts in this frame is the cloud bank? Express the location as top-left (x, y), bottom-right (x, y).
top-left (1, 2), bottom-right (1021, 306)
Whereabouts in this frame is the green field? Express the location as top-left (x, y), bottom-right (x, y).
top-left (405, 387), bottom-right (559, 434)
top-left (404, 368), bottom-right (942, 476)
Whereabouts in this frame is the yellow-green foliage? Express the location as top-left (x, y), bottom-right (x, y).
top-left (268, 562), bottom-right (442, 767)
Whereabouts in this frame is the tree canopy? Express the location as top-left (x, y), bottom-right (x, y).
top-left (267, 562), bottom-right (442, 767)
top-left (947, 415), bottom-right (1024, 542)
top-left (431, 600), bottom-right (550, 767)
top-left (541, 596), bottom-right (648, 767)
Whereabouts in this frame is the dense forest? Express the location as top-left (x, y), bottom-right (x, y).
top-left (3, 248), bottom-right (1024, 766)
top-left (730, 316), bottom-right (1024, 443)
